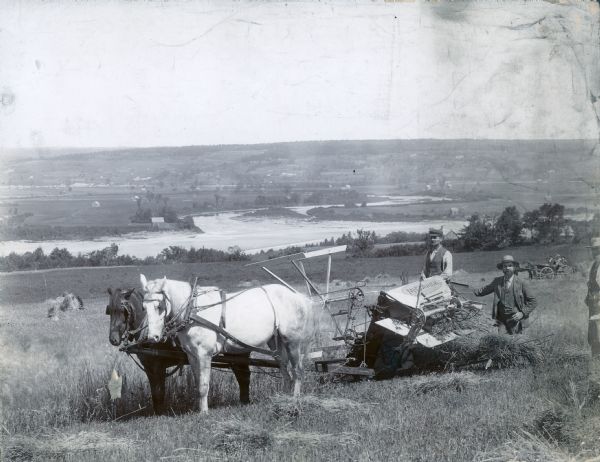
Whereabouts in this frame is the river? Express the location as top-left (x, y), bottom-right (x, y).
top-left (0, 196), bottom-right (465, 258)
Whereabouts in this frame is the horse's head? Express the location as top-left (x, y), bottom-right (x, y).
top-left (106, 287), bottom-right (137, 346)
top-left (140, 274), bottom-right (171, 343)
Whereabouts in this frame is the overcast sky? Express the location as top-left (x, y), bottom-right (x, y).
top-left (0, 0), bottom-right (598, 149)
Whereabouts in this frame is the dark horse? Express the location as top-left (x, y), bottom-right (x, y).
top-left (106, 287), bottom-right (251, 414)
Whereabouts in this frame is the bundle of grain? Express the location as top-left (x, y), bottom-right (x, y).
top-left (473, 431), bottom-right (573, 462)
top-left (269, 394), bottom-right (369, 421)
top-left (408, 371), bottom-right (485, 395)
top-left (211, 418), bottom-right (272, 452)
top-left (273, 431), bottom-right (358, 447)
top-left (4, 431), bottom-right (135, 461)
top-left (46, 298), bottom-right (60, 320)
top-left (435, 333), bottom-right (546, 369)
top-left (425, 299), bottom-right (488, 336)
top-left (47, 293), bottom-right (83, 320)
top-left (477, 334), bottom-right (545, 367)
top-left (58, 292), bottom-right (84, 311)
top-left (529, 408), bottom-right (572, 445)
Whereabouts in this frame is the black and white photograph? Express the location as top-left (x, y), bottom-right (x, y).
top-left (1, 0), bottom-right (599, 460)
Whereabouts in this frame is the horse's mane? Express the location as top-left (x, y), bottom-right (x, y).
top-left (168, 279), bottom-right (193, 291)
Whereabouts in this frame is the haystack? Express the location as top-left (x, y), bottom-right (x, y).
top-left (47, 292), bottom-right (84, 319)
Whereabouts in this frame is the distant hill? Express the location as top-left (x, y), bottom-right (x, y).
top-left (1, 139), bottom-right (598, 209)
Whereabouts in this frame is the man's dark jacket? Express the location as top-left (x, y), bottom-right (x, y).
top-left (474, 275), bottom-right (537, 327)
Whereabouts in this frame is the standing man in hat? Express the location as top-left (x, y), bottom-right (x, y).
top-left (586, 238), bottom-right (600, 357)
top-left (472, 255), bottom-right (537, 334)
top-left (421, 228), bottom-right (453, 281)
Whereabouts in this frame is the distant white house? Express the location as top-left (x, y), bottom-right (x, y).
top-left (151, 217), bottom-right (167, 230)
top-left (562, 225), bottom-right (575, 240)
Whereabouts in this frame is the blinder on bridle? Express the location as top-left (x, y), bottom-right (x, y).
top-left (106, 289), bottom-right (135, 317)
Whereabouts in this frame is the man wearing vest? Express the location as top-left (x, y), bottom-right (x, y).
top-left (472, 255), bottom-right (537, 334)
top-left (421, 228), bottom-right (453, 281)
top-left (586, 237), bottom-right (600, 357)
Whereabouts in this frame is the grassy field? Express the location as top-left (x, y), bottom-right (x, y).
top-left (1, 245), bottom-right (598, 461)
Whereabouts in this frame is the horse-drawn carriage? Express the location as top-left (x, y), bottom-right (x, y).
top-left (107, 245), bottom-right (484, 412)
top-left (520, 254), bottom-right (575, 279)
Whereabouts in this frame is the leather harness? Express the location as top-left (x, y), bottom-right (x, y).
top-left (150, 285), bottom-right (280, 358)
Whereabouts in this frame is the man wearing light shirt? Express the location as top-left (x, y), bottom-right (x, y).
top-left (421, 228), bottom-right (453, 281)
top-left (472, 255), bottom-right (537, 334)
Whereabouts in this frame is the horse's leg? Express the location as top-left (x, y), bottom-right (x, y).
top-left (140, 355), bottom-right (167, 415)
top-left (285, 341), bottom-right (304, 397)
top-left (231, 353), bottom-right (251, 404)
top-left (189, 351), bottom-right (213, 413)
top-left (269, 336), bottom-right (293, 393)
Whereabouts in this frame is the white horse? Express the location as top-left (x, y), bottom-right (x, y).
top-left (139, 274), bottom-right (314, 412)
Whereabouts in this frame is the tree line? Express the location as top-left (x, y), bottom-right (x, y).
top-left (0, 244), bottom-right (250, 272)
top-left (459, 203), bottom-right (594, 251)
top-left (312, 202), bottom-right (595, 257)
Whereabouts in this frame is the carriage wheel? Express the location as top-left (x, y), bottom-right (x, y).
top-left (540, 267), bottom-right (555, 279)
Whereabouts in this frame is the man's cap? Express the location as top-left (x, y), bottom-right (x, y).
top-left (587, 237), bottom-right (600, 249)
top-left (428, 228), bottom-right (443, 238)
top-left (497, 255), bottom-right (519, 269)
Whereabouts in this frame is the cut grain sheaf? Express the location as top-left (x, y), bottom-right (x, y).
top-left (269, 394), bottom-right (373, 420)
top-left (47, 292), bottom-right (84, 319)
top-left (4, 431), bottom-right (136, 461)
top-left (408, 371), bottom-right (487, 395)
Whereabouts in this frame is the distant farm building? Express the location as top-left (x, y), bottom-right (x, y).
top-left (561, 225), bottom-right (575, 241)
top-left (151, 216), bottom-right (168, 230)
top-left (449, 207), bottom-right (460, 217)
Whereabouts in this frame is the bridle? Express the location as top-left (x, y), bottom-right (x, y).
top-left (107, 290), bottom-right (147, 343)
top-left (142, 290), bottom-right (173, 339)
top-left (143, 291), bottom-right (170, 314)
top-left (143, 286), bottom-right (221, 341)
